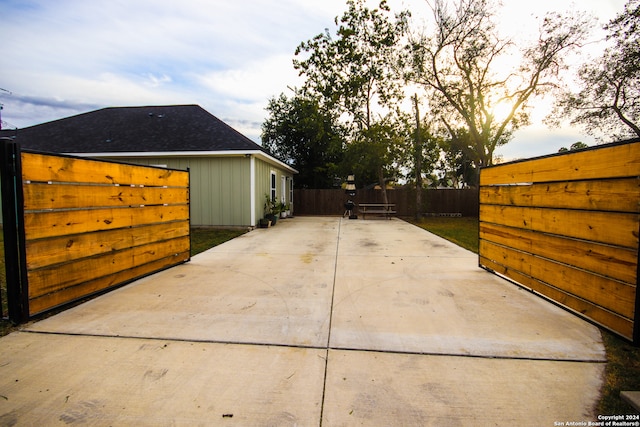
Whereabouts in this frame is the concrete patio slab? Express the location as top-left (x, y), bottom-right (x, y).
top-left (0, 332), bottom-right (325, 426)
top-left (205, 216), bottom-right (340, 257)
top-left (322, 349), bottom-right (604, 426)
top-left (27, 220), bottom-right (338, 347)
top-left (2, 216), bottom-right (607, 425)
top-left (337, 218), bottom-right (478, 259)
top-left (331, 220), bottom-right (605, 360)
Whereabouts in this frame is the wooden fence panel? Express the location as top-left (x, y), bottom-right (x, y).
top-left (25, 221), bottom-right (189, 270)
top-left (21, 152), bottom-right (189, 187)
top-left (293, 188), bottom-right (478, 217)
top-left (23, 184), bottom-right (189, 210)
top-left (479, 222), bottom-right (637, 284)
top-left (479, 142), bottom-right (640, 185)
top-left (23, 205), bottom-right (190, 240)
top-left (478, 178), bottom-right (638, 213)
top-left (28, 255), bottom-right (186, 316)
top-left (479, 140), bottom-right (640, 343)
top-left (0, 144), bottom-right (190, 321)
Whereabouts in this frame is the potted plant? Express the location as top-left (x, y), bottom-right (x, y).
top-left (264, 194), bottom-right (278, 225)
top-left (279, 202), bottom-right (287, 218)
top-left (258, 218), bottom-right (271, 228)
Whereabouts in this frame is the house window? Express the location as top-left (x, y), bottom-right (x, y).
top-left (270, 171), bottom-right (277, 201)
top-left (289, 178), bottom-right (293, 207)
top-left (281, 176), bottom-right (286, 203)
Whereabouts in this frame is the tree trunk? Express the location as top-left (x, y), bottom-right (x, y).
top-left (378, 166), bottom-right (388, 205)
top-left (413, 95), bottom-right (423, 220)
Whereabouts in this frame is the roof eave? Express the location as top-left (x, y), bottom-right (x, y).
top-left (69, 150), bottom-right (298, 174)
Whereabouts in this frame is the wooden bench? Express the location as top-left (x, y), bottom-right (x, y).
top-left (358, 203), bottom-right (396, 219)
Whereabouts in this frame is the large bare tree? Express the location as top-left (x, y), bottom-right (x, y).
top-left (408, 0), bottom-right (592, 166)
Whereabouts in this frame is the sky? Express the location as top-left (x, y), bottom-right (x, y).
top-left (0, 0), bottom-right (628, 162)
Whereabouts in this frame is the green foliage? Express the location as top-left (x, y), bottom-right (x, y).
top-left (558, 141), bottom-right (589, 152)
top-left (342, 117), bottom-right (409, 187)
top-left (264, 0), bottom-right (609, 188)
top-left (294, 0), bottom-right (410, 193)
top-left (190, 228), bottom-right (247, 256)
top-left (437, 128), bottom-right (478, 187)
top-left (263, 194), bottom-right (279, 216)
top-left (262, 93), bottom-right (344, 188)
top-left (408, 216), bottom-right (479, 253)
top-left (398, 106), bottom-right (441, 188)
top-left (294, 0), bottom-right (410, 129)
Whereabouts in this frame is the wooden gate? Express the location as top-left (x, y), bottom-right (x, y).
top-left (0, 140), bottom-right (190, 322)
top-left (479, 139), bottom-right (640, 343)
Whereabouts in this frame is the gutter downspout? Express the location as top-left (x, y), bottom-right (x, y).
top-left (250, 155), bottom-right (256, 226)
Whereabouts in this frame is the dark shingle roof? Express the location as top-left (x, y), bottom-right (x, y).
top-left (0, 105), bottom-right (263, 153)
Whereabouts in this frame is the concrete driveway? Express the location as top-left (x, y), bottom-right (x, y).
top-left (0, 217), bottom-right (605, 426)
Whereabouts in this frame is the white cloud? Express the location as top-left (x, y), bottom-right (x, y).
top-left (144, 73), bottom-right (173, 88)
top-left (197, 55), bottom-right (302, 101)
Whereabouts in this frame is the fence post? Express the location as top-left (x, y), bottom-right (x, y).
top-left (0, 138), bottom-right (29, 322)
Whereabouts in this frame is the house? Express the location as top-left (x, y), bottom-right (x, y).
top-left (0, 105), bottom-right (297, 227)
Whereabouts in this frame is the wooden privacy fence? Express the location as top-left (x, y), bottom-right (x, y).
top-left (479, 139), bottom-right (640, 343)
top-left (294, 188), bottom-right (478, 217)
top-left (0, 141), bottom-right (190, 322)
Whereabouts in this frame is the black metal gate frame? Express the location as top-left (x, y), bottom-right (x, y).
top-left (0, 138), bottom-right (29, 322)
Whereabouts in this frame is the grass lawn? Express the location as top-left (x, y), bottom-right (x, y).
top-left (408, 216), bottom-right (479, 253)
top-left (408, 216), bottom-right (640, 415)
top-left (190, 227), bottom-right (247, 256)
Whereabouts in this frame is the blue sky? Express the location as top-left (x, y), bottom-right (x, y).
top-left (0, 0), bottom-right (627, 161)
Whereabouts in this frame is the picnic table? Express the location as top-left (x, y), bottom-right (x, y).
top-left (358, 203), bottom-right (396, 219)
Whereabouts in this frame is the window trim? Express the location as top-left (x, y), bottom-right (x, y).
top-left (270, 170), bottom-right (277, 202)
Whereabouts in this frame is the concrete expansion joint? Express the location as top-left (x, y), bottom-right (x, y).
top-left (22, 329), bottom-right (609, 365)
